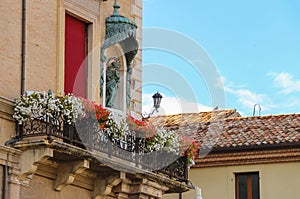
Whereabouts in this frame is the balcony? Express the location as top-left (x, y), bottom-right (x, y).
top-left (8, 92), bottom-right (198, 196)
top-left (13, 117), bottom-right (189, 183)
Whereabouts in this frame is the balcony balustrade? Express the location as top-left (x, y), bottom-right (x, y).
top-left (14, 116), bottom-right (188, 182)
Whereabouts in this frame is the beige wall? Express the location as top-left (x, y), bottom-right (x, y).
top-left (163, 161), bottom-right (300, 199)
top-left (26, 0), bottom-right (58, 93)
top-left (0, 0), bottom-right (142, 113)
top-left (0, 98), bottom-right (15, 145)
top-left (0, 0), bottom-right (58, 98)
top-left (0, 0), bottom-right (22, 99)
top-left (0, 166), bottom-right (3, 197)
top-left (20, 175), bottom-right (92, 199)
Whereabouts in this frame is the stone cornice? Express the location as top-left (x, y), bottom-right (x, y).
top-left (12, 139), bottom-right (189, 193)
top-left (64, 0), bottom-right (101, 20)
top-left (0, 96), bottom-right (14, 121)
top-left (0, 145), bottom-right (21, 167)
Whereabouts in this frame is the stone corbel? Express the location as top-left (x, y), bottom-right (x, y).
top-left (130, 178), bottom-right (169, 198)
top-left (93, 172), bottom-right (125, 199)
top-left (53, 159), bottom-right (90, 191)
top-left (19, 148), bottom-right (54, 181)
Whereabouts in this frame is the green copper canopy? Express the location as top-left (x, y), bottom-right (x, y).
top-left (100, 0), bottom-right (139, 108)
top-left (105, 0), bottom-right (137, 40)
top-left (101, 0), bottom-right (138, 52)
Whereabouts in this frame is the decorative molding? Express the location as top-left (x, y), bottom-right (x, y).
top-left (131, 4), bottom-right (142, 18)
top-left (12, 139), bottom-right (189, 194)
top-left (0, 145), bottom-right (21, 168)
top-left (0, 96), bottom-right (14, 121)
top-left (131, 178), bottom-right (169, 198)
top-left (57, 0), bottom-right (103, 101)
top-left (53, 159), bottom-right (90, 191)
top-left (93, 172), bottom-right (123, 198)
top-left (18, 148), bottom-right (53, 181)
top-left (112, 177), bottom-right (169, 198)
top-left (64, 0), bottom-right (100, 19)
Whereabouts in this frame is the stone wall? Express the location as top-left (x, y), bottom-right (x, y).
top-left (0, 166), bottom-right (3, 198)
top-left (0, 0), bottom-right (22, 99)
top-left (0, 2), bottom-right (145, 197)
top-left (0, 0), bottom-right (142, 113)
top-left (0, 97), bottom-right (14, 145)
top-left (20, 175), bottom-right (92, 199)
top-left (131, 0), bottom-right (143, 114)
top-left (25, 0), bottom-right (58, 93)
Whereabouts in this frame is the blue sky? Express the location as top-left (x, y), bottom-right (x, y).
top-left (141, 0), bottom-right (300, 116)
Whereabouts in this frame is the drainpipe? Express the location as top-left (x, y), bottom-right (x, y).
top-left (2, 1), bottom-right (27, 198)
top-left (4, 0), bottom-right (26, 158)
top-left (21, 0), bottom-right (26, 95)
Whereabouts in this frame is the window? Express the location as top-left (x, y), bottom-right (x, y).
top-left (64, 13), bottom-right (87, 98)
top-left (235, 172), bottom-right (260, 199)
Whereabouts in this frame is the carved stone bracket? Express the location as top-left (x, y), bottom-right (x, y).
top-left (53, 159), bottom-right (90, 191)
top-left (111, 176), bottom-right (170, 199)
top-left (93, 172), bottom-right (125, 199)
top-left (19, 148), bottom-right (53, 181)
top-left (128, 178), bottom-right (169, 199)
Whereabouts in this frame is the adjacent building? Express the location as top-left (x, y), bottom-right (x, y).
top-left (159, 113), bottom-right (300, 199)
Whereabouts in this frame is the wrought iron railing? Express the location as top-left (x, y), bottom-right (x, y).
top-left (15, 117), bottom-right (188, 182)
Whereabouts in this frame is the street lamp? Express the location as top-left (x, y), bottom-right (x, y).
top-left (152, 92), bottom-right (163, 110)
top-left (142, 92), bottom-right (163, 119)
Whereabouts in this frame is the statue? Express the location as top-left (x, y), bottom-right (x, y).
top-left (101, 57), bottom-right (121, 108)
top-left (100, 0), bottom-right (138, 109)
top-left (126, 67), bottom-right (132, 108)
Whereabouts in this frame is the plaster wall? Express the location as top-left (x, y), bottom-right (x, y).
top-left (163, 161), bottom-right (300, 199)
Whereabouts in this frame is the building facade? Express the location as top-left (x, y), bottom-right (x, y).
top-left (0, 0), bottom-right (143, 112)
top-left (161, 113), bottom-right (300, 199)
top-left (0, 0), bottom-right (189, 198)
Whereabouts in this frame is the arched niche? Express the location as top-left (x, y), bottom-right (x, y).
top-left (100, 0), bottom-right (138, 113)
top-left (103, 43), bottom-right (127, 112)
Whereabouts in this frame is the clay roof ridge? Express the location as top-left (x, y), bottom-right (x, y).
top-left (223, 113), bottom-right (300, 122)
top-left (151, 109), bottom-right (238, 118)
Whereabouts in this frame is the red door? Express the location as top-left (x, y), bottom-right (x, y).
top-left (64, 14), bottom-right (87, 97)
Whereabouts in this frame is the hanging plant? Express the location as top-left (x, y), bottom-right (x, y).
top-left (13, 91), bottom-right (199, 166)
top-left (13, 91), bottom-right (85, 124)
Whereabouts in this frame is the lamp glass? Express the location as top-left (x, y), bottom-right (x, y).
top-left (152, 92), bottom-right (162, 109)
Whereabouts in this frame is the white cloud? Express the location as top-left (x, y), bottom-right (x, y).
top-left (142, 94), bottom-right (212, 116)
top-left (223, 72), bottom-right (300, 115)
top-left (268, 72), bottom-right (300, 94)
top-left (223, 78), bottom-right (274, 114)
top-left (226, 87), bottom-right (271, 110)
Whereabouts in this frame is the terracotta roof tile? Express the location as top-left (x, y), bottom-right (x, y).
top-left (195, 114), bottom-right (300, 149)
top-left (152, 112), bottom-right (300, 149)
top-left (149, 109), bottom-right (240, 130)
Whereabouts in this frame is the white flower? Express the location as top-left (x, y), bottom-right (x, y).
top-left (13, 92), bottom-right (85, 125)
